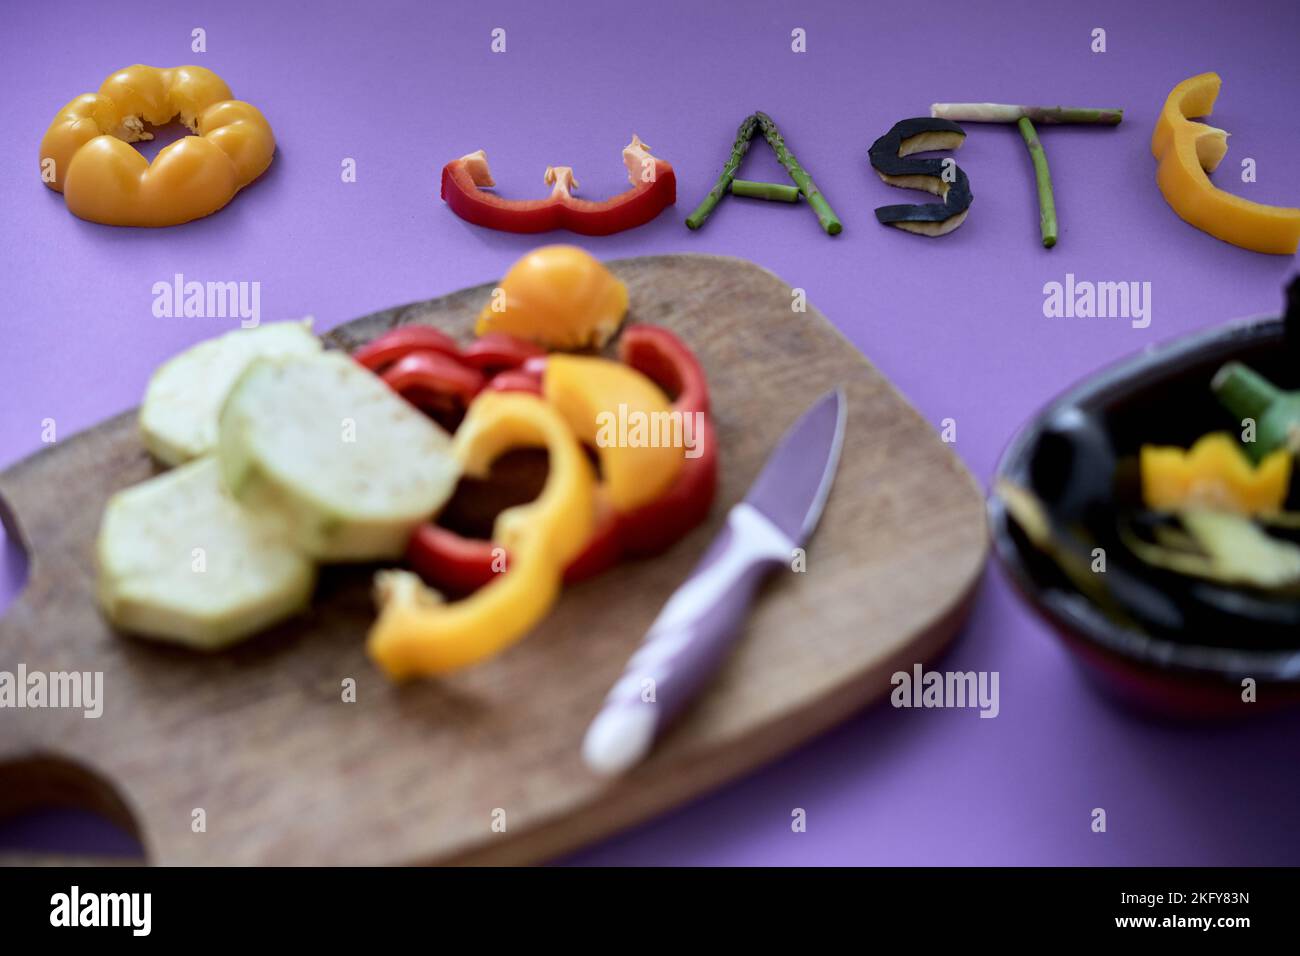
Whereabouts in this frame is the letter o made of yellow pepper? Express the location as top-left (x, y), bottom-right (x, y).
top-left (40, 65), bottom-right (275, 227)
top-left (367, 392), bottom-right (596, 679)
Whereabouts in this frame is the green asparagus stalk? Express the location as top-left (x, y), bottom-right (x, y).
top-left (685, 114), bottom-right (759, 230)
top-left (931, 103), bottom-right (1123, 125)
top-left (754, 112), bottom-right (842, 235)
top-left (730, 179), bottom-right (801, 202)
top-left (1018, 117), bottom-right (1058, 248)
top-left (687, 111), bottom-right (841, 234)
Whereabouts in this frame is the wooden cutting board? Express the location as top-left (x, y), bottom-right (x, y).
top-left (0, 254), bottom-right (986, 865)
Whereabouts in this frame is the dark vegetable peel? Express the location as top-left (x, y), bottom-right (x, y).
top-left (998, 479), bottom-right (1185, 634)
top-left (869, 117), bottom-right (973, 236)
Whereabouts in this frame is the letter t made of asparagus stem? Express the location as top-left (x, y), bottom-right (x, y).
top-left (931, 101), bottom-right (1124, 248)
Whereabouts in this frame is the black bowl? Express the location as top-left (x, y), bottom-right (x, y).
top-left (989, 305), bottom-right (1300, 717)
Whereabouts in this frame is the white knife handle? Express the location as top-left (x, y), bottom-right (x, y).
top-left (583, 503), bottom-right (793, 775)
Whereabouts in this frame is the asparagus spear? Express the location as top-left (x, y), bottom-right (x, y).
top-left (931, 103), bottom-right (1123, 125)
top-left (755, 112), bottom-right (842, 235)
top-left (685, 114), bottom-right (759, 229)
top-left (731, 179), bottom-right (801, 202)
top-left (686, 112), bottom-right (842, 234)
top-left (1018, 117), bottom-right (1058, 248)
top-left (927, 102), bottom-right (1118, 246)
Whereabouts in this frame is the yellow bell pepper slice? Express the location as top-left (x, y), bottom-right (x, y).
top-left (1151, 72), bottom-right (1300, 255)
top-left (367, 392), bottom-right (595, 678)
top-left (543, 354), bottom-right (684, 511)
top-left (40, 65), bottom-right (275, 227)
top-left (1141, 432), bottom-right (1291, 515)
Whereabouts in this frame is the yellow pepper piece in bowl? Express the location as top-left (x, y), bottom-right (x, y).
top-left (40, 64), bottom-right (275, 227)
top-left (1141, 432), bottom-right (1291, 516)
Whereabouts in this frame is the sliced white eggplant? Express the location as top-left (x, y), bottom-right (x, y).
top-left (96, 457), bottom-right (316, 649)
top-left (217, 352), bottom-right (459, 561)
top-left (140, 320), bottom-right (321, 466)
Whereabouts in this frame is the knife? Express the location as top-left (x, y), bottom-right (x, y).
top-left (582, 388), bottom-right (847, 775)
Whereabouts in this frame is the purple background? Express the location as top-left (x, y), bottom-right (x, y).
top-left (3, 0), bottom-right (1300, 865)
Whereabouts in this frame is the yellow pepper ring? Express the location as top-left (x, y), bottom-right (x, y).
top-left (40, 65), bottom-right (275, 227)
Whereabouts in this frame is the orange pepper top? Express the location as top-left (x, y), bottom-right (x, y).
top-left (1151, 72), bottom-right (1300, 255)
top-left (476, 245), bottom-right (628, 349)
top-left (40, 64), bottom-right (275, 227)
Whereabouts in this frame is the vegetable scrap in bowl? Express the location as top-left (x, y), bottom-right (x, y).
top-left (991, 278), bottom-right (1300, 707)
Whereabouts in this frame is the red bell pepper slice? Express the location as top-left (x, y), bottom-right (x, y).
top-left (618, 324), bottom-right (711, 417)
top-left (571, 325), bottom-right (716, 564)
top-left (405, 325), bottom-right (717, 593)
top-left (353, 325), bottom-right (461, 373)
top-left (559, 495), bottom-right (624, 585)
top-left (407, 524), bottom-right (502, 595)
top-left (381, 350), bottom-right (486, 413)
top-left (461, 333), bottom-right (547, 373)
top-left (440, 136), bottom-right (676, 236)
top-left (487, 368), bottom-right (544, 396)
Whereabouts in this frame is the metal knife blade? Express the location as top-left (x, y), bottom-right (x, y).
top-left (743, 387), bottom-right (847, 544)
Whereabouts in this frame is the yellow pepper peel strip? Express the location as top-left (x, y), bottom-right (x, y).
top-left (40, 65), bottom-right (275, 227)
top-left (1151, 72), bottom-right (1300, 255)
top-left (366, 392), bottom-right (595, 679)
top-left (1141, 432), bottom-right (1291, 516)
top-left (543, 354), bottom-right (684, 512)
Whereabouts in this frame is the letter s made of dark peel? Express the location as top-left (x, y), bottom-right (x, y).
top-left (869, 117), bottom-right (973, 237)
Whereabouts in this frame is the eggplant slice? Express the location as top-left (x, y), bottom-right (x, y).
top-left (869, 117), bottom-right (973, 236)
